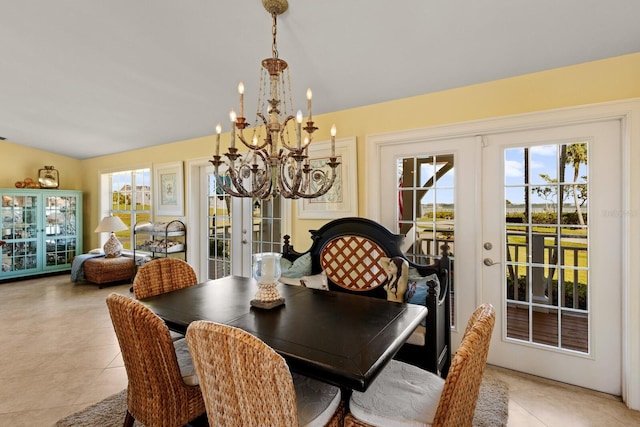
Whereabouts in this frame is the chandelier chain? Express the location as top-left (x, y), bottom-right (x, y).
top-left (271, 12), bottom-right (279, 59)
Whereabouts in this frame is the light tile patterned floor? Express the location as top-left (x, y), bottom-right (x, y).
top-left (0, 274), bottom-right (639, 426)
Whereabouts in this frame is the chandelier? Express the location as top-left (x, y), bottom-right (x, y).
top-left (210, 0), bottom-right (339, 200)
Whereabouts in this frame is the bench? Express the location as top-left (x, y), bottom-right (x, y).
top-left (282, 217), bottom-right (451, 377)
top-left (83, 256), bottom-right (135, 288)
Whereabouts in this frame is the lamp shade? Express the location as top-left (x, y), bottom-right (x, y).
top-left (95, 215), bottom-right (128, 233)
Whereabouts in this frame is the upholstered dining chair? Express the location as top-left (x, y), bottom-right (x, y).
top-left (132, 258), bottom-right (198, 299)
top-left (344, 303), bottom-right (496, 427)
top-left (186, 320), bottom-right (344, 427)
top-left (106, 293), bottom-right (206, 427)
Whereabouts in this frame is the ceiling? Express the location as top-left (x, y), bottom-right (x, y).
top-left (2, 1), bottom-right (639, 160)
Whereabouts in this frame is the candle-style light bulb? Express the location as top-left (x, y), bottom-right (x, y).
top-left (296, 110), bottom-right (303, 150)
top-left (330, 124), bottom-right (336, 157)
top-left (304, 137), bottom-right (310, 165)
top-left (252, 136), bottom-right (258, 165)
top-left (215, 123), bottom-right (222, 156)
top-left (229, 110), bottom-right (237, 149)
top-left (306, 88), bottom-right (313, 122)
top-left (238, 82), bottom-right (245, 117)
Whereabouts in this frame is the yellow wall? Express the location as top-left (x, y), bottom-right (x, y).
top-left (2, 53), bottom-right (639, 250)
top-left (291, 53), bottom-right (640, 248)
top-left (1, 140), bottom-right (82, 189)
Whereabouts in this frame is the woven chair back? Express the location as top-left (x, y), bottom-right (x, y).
top-left (432, 303), bottom-right (495, 427)
top-left (186, 321), bottom-right (299, 427)
top-left (133, 258), bottom-right (197, 299)
top-left (106, 293), bottom-right (205, 426)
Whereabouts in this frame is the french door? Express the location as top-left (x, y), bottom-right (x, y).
top-left (197, 164), bottom-right (288, 280)
top-left (481, 120), bottom-right (622, 394)
top-left (376, 118), bottom-right (623, 394)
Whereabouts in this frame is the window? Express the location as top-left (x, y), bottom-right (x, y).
top-left (100, 169), bottom-right (151, 250)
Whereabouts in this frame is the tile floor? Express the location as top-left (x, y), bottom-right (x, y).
top-left (1, 274), bottom-right (639, 426)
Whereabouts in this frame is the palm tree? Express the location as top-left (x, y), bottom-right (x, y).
top-left (564, 143), bottom-right (587, 225)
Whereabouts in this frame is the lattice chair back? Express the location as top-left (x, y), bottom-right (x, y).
top-left (320, 236), bottom-right (388, 292)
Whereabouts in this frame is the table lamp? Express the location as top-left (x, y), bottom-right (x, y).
top-left (95, 215), bottom-right (128, 258)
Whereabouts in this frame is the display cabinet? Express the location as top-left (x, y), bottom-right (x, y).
top-left (1, 189), bottom-right (82, 280)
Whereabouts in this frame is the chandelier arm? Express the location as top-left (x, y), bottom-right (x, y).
top-left (257, 112), bottom-right (269, 127)
top-left (276, 156), bottom-right (293, 197)
top-left (253, 151), bottom-right (274, 197)
top-left (294, 159), bottom-right (341, 199)
top-left (213, 153), bottom-right (261, 198)
top-left (295, 167), bottom-right (339, 199)
top-left (276, 114), bottom-right (300, 152)
top-left (277, 155), bottom-right (305, 198)
top-left (211, 165), bottom-right (247, 198)
top-left (236, 128), bottom-right (270, 151)
top-left (236, 151), bottom-right (274, 198)
top-left (227, 166), bottom-right (255, 197)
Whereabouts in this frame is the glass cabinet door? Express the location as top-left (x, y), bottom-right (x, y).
top-left (1, 194), bottom-right (39, 273)
top-left (44, 194), bottom-right (78, 268)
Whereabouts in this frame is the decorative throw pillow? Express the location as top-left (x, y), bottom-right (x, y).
top-left (280, 252), bottom-right (312, 278)
top-left (279, 276), bottom-right (302, 286)
top-left (280, 256), bottom-right (293, 272)
top-left (300, 272), bottom-right (329, 290)
top-left (405, 273), bottom-right (440, 326)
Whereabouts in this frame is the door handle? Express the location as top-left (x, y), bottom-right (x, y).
top-left (483, 258), bottom-right (500, 267)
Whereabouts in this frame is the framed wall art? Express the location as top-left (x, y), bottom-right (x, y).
top-left (297, 136), bottom-right (358, 219)
top-left (154, 161), bottom-right (184, 216)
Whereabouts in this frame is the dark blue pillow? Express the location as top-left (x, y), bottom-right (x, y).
top-left (404, 274), bottom-right (440, 326)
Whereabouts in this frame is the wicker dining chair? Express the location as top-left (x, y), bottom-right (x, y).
top-left (344, 303), bottom-right (496, 427)
top-left (186, 320), bottom-right (344, 427)
top-left (132, 258), bottom-right (198, 299)
top-left (106, 293), bottom-right (206, 427)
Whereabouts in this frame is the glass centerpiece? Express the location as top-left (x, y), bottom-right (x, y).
top-left (250, 252), bottom-right (285, 309)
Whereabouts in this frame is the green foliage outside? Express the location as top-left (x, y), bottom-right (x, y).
top-left (507, 274), bottom-right (588, 310)
top-left (506, 212), bottom-right (588, 226)
top-left (420, 210), bottom-right (455, 221)
top-left (209, 239), bottom-right (230, 260)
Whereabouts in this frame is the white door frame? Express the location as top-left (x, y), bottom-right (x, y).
top-left (186, 157), bottom-right (211, 282)
top-left (366, 98), bottom-right (640, 409)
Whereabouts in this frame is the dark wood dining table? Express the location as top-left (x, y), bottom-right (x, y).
top-left (140, 275), bottom-right (427, 392)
